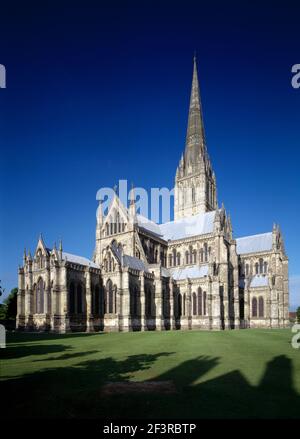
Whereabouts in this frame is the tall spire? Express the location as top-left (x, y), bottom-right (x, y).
top-left (184, 55), bottom-right (206, 166)
top-left (174, 56), bottom-right (218, 220)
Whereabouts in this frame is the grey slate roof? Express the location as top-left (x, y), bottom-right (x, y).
top-left (137, 214), bottom-right (163, 236)
top-left (62, 252), bottom-right (100, 268)
top-left (169, 264), bottom-right (209, 280)
top-left (122, 254), bottom-right (149, 272)
top-left (250, 275), bottom-right (269, 288)
top-left (160, 211), bottom-right (215, 241)
top-left (137, 210), bottom-right (216, 241)
top-left (236, 232), bottom-right (273, 255)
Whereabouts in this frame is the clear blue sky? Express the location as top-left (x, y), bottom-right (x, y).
top-left (0, 0), bottom-right (299, 309)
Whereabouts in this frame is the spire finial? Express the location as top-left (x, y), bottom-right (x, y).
top-left (130, 182), bottom-right (135, 206)
top-left (97, 199), bottom-right (103, 224)
top-left (194, 50), bottom-right (197, 63)
top-left (113, 183), bottom-right (118, 196)
top-left (129, 182), bottom-right (137, 223)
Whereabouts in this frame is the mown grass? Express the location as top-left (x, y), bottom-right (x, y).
top-left (1, 329), bottom-right (299, 419)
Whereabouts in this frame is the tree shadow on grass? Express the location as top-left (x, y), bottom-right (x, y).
top-left (1, 352), bottom-right (175, 419)
top-left (1, 343), bottom-right (72, 359)
top-left (32, 350), bottom-right (100, 362)
top-left (7, 332), bottom-right (105, 344)
top-left (149, 354), bottom-right (300, 419)
top-left (1, 352), bottom-right (299, 419)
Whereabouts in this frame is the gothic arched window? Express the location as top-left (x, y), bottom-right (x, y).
top-left (183, 293), bottom-right (186, 316)
top-left (192, 292), bottom-right (197, 315)
top-left (145, 287), bottom-right (152, 317)
top-left (168, 254), bottom-right (173, 267)
top-left (69, 282), bottom-right (75, 314)
top-left (204, 243), bottom-right (208, 262)
top-left (193, 250), bottom-right (197, 264)
top-left (200, 248), bottom-right (204, 263)
top-left (130, 286), bottom-right (139, 317)
top-left (198, 288), bottom-right (202, 315)
top-left (106, 280), bottom-right (114, 313)
top-left (252, 297), bottom-right (257, 317)
top-left (177, 253), bottom-right (181, 266)
top-left (178, 293), bottom-right (182, 317)
top-left (258, 297), bottom-right (264, 317)
top-left (255, 263), bottom-right (259, 275)
top-left (203, 291), bottom-right (207, 315)
top-left (173, 249), bottom-right (177, 267)
top-left (77, 284), bottom-right (83, 314)
top-left (263, 261), bottom-right (268, 274)
top-left (94, 285), bottom-right (100, 315)
top-left (192, 186), bottom-right (195, 202)
top-left (36, 278), bottom-right (44, 314)
top-left (185, 251), bottom-right (189, 265)
top-left (259, 258), bottom-right (264, 274)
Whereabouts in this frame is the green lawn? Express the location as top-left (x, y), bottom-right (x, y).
top-left (1, 329), bottom-right (299, 419)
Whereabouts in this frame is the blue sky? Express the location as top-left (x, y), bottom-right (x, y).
top-left (0, 0), bottom-right (299, 309)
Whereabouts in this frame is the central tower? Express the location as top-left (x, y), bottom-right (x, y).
top-left (174, 57), bottom-right (217, 220)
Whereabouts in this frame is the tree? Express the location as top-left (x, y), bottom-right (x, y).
top-left (297, 307), bottom-right (300, 324)
top-left (0, 279), bottom-right (4, 297)
top-left (0, 288), bottom-right (18, 320)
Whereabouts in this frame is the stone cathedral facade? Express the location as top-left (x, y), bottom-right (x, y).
top-left (16, 58), bottom-right (289, 333)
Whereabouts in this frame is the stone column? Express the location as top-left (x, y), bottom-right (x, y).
top-left (222, 283), bottom-right (229, 329)
top-left (211, 280), bottom-right (222, 330)
top-left (233, 287), bottom-right (240, 329)
top-left (154, 278), bottom-right (163, 330)
top-left (44, 267), bottom-right (51, 330)
top-left (119, 269), bottom-right (131, 331)
top-left (16, 268), bottom-right (25, 329)
top-left (51, 264), bottom-right (61, 331)
top-left (85, 268), bottom-right (94, 332)
top-left (187, 281), bottom-right (192, 330)
top-left (270, 276), bottom-right (279, 328)
top-left (243, 285), bottom-right (250, 328)
top-left (140, 274), bottom-right (146, 330)
top-left (169, 279), bottom-right (175, 330)
top-left (282, 259), bottom-right (289, 327)
top-left (59, 266), bottom-right (70, 333)
top-left (25, 266), bottom-right (33, 330)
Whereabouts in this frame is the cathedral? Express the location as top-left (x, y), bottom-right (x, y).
top-left (16, 58), bottom-right (289, 333)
